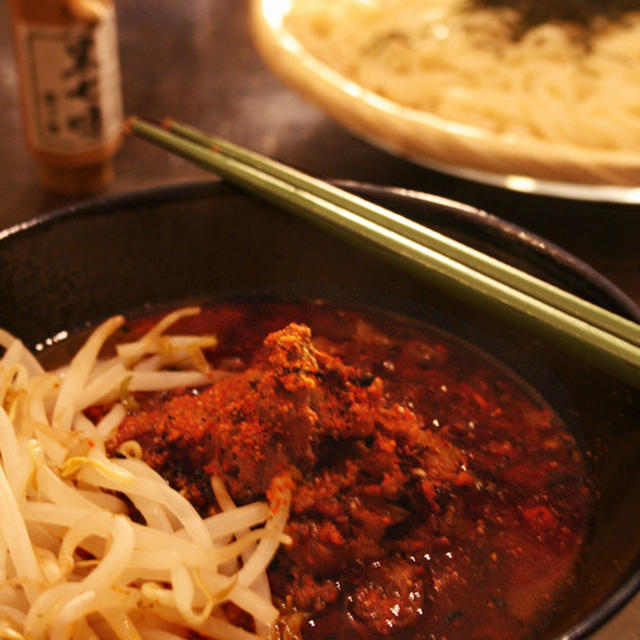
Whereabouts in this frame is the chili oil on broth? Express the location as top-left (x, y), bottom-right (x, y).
top-left (41, 299), bottom-right (594, 640)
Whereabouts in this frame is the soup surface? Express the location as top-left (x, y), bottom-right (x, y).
top-left (95, 300), bottom-right (592, 640)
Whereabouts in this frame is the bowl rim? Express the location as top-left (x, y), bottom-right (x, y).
top-left (1, 178), bottom-right (639, 638)
top-left (2, 179), bottom-right (639, 324)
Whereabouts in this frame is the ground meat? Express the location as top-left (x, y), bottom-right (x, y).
top-left (110, 321), bottom-right (473, 633)
top-left (107, 302), bottom-right (592, 640)
top-left (112, 324), bottom-right (321, 504)
top-left (111, 322), bottom-right (470, 510)
top-left (350, 559), bottom-right (428, 634)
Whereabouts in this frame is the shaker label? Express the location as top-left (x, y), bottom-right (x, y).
top-left (16, 7), bottom-right (123, 153)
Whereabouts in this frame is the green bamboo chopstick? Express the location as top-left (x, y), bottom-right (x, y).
top-left (126, 117), bottom-right (640, 386)
top-left (163, 117), bottom-right (640, 350)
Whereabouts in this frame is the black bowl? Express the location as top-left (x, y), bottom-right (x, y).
top-left (1, 180), bottom-right (639, 639)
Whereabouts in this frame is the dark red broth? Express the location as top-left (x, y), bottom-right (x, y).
top-left (96, 300), bottom-right (592, 640)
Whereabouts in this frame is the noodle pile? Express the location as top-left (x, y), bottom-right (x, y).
top-left (284, 0), bottom-right (640, 151)
top-left (0, 308), bottom-right (292, 640)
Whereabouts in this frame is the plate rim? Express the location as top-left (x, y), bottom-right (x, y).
top-left (250, 0), bottom-right (640, 202)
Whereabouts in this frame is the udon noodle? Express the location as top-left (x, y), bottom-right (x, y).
top-left (283, 0), bottom-right (640, 151)
top-left (0, 308), bottom-right (291, 640)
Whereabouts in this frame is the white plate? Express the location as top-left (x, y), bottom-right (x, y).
top-left (250, 0), bottom-right (640, 203)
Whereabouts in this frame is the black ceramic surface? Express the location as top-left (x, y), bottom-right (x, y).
top-left (0, 180), bottom-right (639, 640)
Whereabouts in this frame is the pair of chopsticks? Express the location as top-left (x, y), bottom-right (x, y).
top-left (126, 117), bottom-right (640, 387)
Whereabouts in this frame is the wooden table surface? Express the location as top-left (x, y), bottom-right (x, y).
top-left (0, 2), bottom-right (638, 638)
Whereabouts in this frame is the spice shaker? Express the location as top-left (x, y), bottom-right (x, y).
top-left (9, 0), bottom-right (124, 193)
